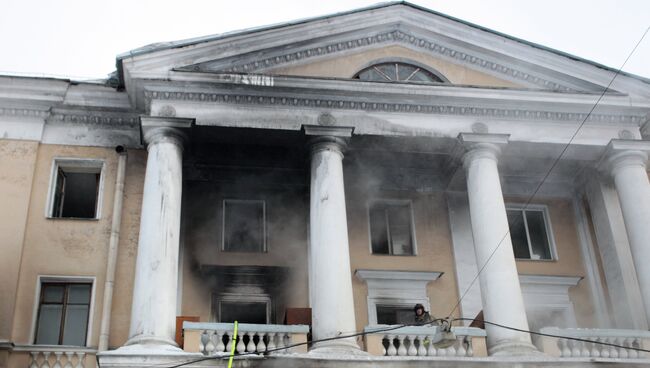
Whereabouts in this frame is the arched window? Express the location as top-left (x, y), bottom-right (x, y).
top-left (354, 61), bottom-right (446, 83)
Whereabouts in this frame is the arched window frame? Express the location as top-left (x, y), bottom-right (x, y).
top-left (352, 58), bottom-right (450, 84)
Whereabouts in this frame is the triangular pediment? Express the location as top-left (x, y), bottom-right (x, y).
top-left (118, 2), bottom-right (650, 98)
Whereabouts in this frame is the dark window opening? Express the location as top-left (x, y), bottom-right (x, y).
top-left (507, 208), bottom-right (553, 260)
top-left (223, 200), bottom-right (265, 252)
top-left (35, 283), bottom-right (91, 346)
top-left (376, 305), bottom-right (414, 325)
top-left (220, 302), bottom-right (268, 324)
top-left (52, 167), bottom-right (100, 219)
top-left (369, 202), bottom-right (414, 255)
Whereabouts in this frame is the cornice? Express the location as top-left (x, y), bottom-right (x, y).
top-left (48, 111), bottom-right (139, 127)
top-left (144, 90), bottom-right (645, 125)
top-left (182, 29), bottom-right (576, 92)
top-left (0, 106), bottom-right (50, 118)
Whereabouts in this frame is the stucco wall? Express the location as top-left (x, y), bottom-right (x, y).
top-left (0, 140), bottom-right (39, 340)
top-left (7, 143), bottom-right (145, 349)
top-left (271, 45), bottom-right (521, 88)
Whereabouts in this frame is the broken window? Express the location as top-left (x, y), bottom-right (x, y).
top-left (507, 206), bottom-right (555, 260)
top-left (34, 282), bottom-right (92, 346)
top-left (223, 199), bottom-right (266, 252)
top-left (369, 201), bottom-right (415, 255)
top-left (49, 160), bottom-right (103, 219)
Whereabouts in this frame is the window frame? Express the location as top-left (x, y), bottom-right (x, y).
top-left (45, 158), bottom-right (105, 220)
top-left (506, 204), bottom-right (558, 261)
top-left (30, 276), bottom-right (96, 347)
top-left (352, 58), bottom-right (450, 84)
top-left (221, 199), bottom-right (267, 253)
top-left (366, 199), bottom-right (418, 256)
top-left (211, 292), bottom-right (272, 324)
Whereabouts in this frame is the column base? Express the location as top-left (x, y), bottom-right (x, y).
top-left (98, 342), bottom-right (199, 368)
top-left (488, 340), bottom-right (542, 356)
top-left (124, 334), bottom-right (179, 348)
top-left (309, 339), bottom-right (368, 357)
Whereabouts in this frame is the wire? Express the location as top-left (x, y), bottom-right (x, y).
top-left (446, 24), bottom-right (650, 319)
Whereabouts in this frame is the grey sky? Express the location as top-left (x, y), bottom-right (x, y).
top-left (1, 0), bottom-right (648, 80)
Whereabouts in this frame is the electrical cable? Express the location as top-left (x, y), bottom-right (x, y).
top-left (446, 25), bottom-right (650, 320)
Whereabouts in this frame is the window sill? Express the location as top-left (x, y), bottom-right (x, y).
top-left (515, 258), bottom-right (557, 262)
top-left (370, 253), bottom-right (418, 257)
top-left (11, 344), bottom-right (96, 353)
top-left (45, 216), bottom-right (100, 221)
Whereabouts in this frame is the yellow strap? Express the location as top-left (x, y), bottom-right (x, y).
top-left (228, 321), bottom-right (238, 368)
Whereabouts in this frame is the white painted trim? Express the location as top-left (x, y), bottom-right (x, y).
top-left (519, 274), bottom-right (581, 329)
top-left (366, 199), bottom-right (418, 256)
top-left (45, 158), bottom-right (105, 220)
top-left (572, 194), bottom-right (611, 327)
top-left (29, 275), bottom-right (97, 347)
top-left (220, 199), bottom-right (267, 252)
top-left (505, 203), bottom-right (558, 261)
top-left (355, 269), bottom-right (441, 325)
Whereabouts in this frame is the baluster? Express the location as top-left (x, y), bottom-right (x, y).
top-left (236, 334), bottom-right (246, 354)
top-left (204, 331), bottom-right (215, 355)
top-left (417, 335), bottom-right (427, 356)
top-left (608, 338), bottom-right (619, 358)
top-left (42, 352), bottom-right (52, 368)
top-left (427, 336), bottom-right (437, 356)
top-left (215, 331), bottom-right (225, 352)
top-left (456, 336), bottom-right (467, 356)
top-left (276, 333), bottom-right (286, 352)
top-left (396, 335), bottom-right (407, 356)
top-left (558, 339), bottom-right (570, 357)
top-left (386, 335), bottom-right (397, 356)
top-left (381, 336), bottom-right (387, 356)
top-left (589, 338), bottom-right (600, 358)
top-left (256, 332), bottom-right (267, 353)
top-left (63, 352), bottom-right (74, 368)
top-left (246, 332), bottom-right (256, 352)
top-left (569, 339), bottom-right (581, 357)
top-left (617, 338), bottom-right (628, 359)
top-left (198, 331), bottom-right (206, 354)
top-left (580, 339), bottom-right (590, 357)
top-left (407, 335), bottom-right (417, 356)
top-left (465, 336), bottom-right (474, 357)
top-left (285, 333), bottom-right (293, 352)
top-left (438, 345), bottom-right (447, 357)
top-left (52, 352), bottom-right (63, 368)
top-left (267, 332), bottom-right (276, 351)
top-left (75, 353), bottom-right (85, 368)
top-left (29, 352), bottom-right (40, 368)
top-left (630, 338), bottom-right (640, 359)
top-left (447, 340), bottom-right (457, 356)
top-left (598, 337), bottom-right (609, 358)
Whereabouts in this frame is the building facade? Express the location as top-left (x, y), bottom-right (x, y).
top-left (2, 2), bottom-right (650, 367)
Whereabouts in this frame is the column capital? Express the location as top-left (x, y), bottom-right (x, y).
top-left (303, 125), bottom-right (354, 157)
top-left (599, 139), bottom-right (650, 176)
top-left (457, 133), bottom-right (510, 170)
top-left (140, 116), bottom-right (194, 150)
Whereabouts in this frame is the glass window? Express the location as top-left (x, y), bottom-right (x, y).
top-left (355, 62), bottom-right (445, 83)
top-left (376, 305), bottom-right (414, 325)
top-left (223, 200), bottom-right (266, 252)
top-left (50, 160), bottom-right (102, 219)
top-left (507, 207), bottom-right (554, 260)
top-left (369, 201), bottom-right (415, 255)
top-left (35, 283), bottom-right (91, 346)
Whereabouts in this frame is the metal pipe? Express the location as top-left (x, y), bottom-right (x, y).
top-left (98, 146), bottom-right (127, 351)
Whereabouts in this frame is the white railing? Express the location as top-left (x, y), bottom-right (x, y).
top-left (539, 327), bottom-right (650, 359)
top-left (17, 346), bottom-right (96, 368)
top-left (363, 325), bottom-right (487, 357)
top-left (183, 322), bottom-right (309, 355)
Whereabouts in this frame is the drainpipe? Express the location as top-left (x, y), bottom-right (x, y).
top-left (98, 146), bottom-right (127, 351)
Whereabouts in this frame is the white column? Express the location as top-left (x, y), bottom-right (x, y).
top-left (459, 133), bottom-right (537, 356)
top-left (605, 140), bottom-right (650, 323)
top-left (125, 118), bottom-right (192, 348)
top-left (305, 126), bottom-right (360, 352)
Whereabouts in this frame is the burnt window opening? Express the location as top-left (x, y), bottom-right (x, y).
top-left (369, 201), bottom-right (415, 255)
top-left (376, 305), bottom-right (414, 325)
top-left (223, 200), bottom-right (266, 252)
top-left (219, 301), bottom-right (269, 324)
top-left (34, 282), bottom-right (92, 346)
top-left (50, 160), bottom-right (103, 219)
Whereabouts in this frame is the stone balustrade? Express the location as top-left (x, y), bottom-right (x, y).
top-left (18, 346), bottom-right (95, 368)
top-left (539, 327), bottom-right (650, 359)
top-left (363, 325), bottom-right (487, 357)
top-left (183, 322), bottom-right (309, 356)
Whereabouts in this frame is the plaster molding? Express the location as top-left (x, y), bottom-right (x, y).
top-left (598, 139), bottom-right (650, 174)
top-left (356, 269), bottom-right (443, 283)
top-left (0, 107), bottom-right (50, 119)
top-left (140, 116), bottom-right (194, 148)
top-left (49, 111), bottom-right (139, 127)
top-left (181, 29), bottom-right (575, 92)
top-left (144, 90), bottom-right (645, 125)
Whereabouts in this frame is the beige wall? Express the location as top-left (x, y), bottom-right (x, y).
top-left (508, 197), bottom-right (596, 328)
top-left (347, 187), bottom-right (459, 332)
top-left (271, 45), bottom-right (521, 88)
top-left (6, 143), bottom-right (145, 349)
top-left (0, 140), bottom-right (39, 340)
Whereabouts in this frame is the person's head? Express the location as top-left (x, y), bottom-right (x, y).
top-left (414, 304), bottom-right (425, 316)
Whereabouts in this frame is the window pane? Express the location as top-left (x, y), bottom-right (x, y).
top-left (62, 305), bottom-right (89, 346)
top-left (358, 68), bottom-right (387, 81)
top-left (397, 64), bottom-right (417, 80)
top-left (369, 205), bottom-right (389, 254)
top-left (525, 211), bottom-right (552, 260)
top-left (375, 64), bottom-right (396, 80)
top-left (507, 210), bottom-right (530, 259)
top-left (409, 71), bottom-right (438, 82)
top-left (60, 172), bottom-right (99, 218)
top-left (224, 201), bottom-right (264, 252)
top-left (387, 205), bottom-right (413, 255)
top-left (42, 285), bottom-right (65, 303)
top-left (220, 302), bottom-right (267, 324)
top-left (67, 284), bottom-right (91, 304)
top-left (35, 305), bottom-right (63, 344)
